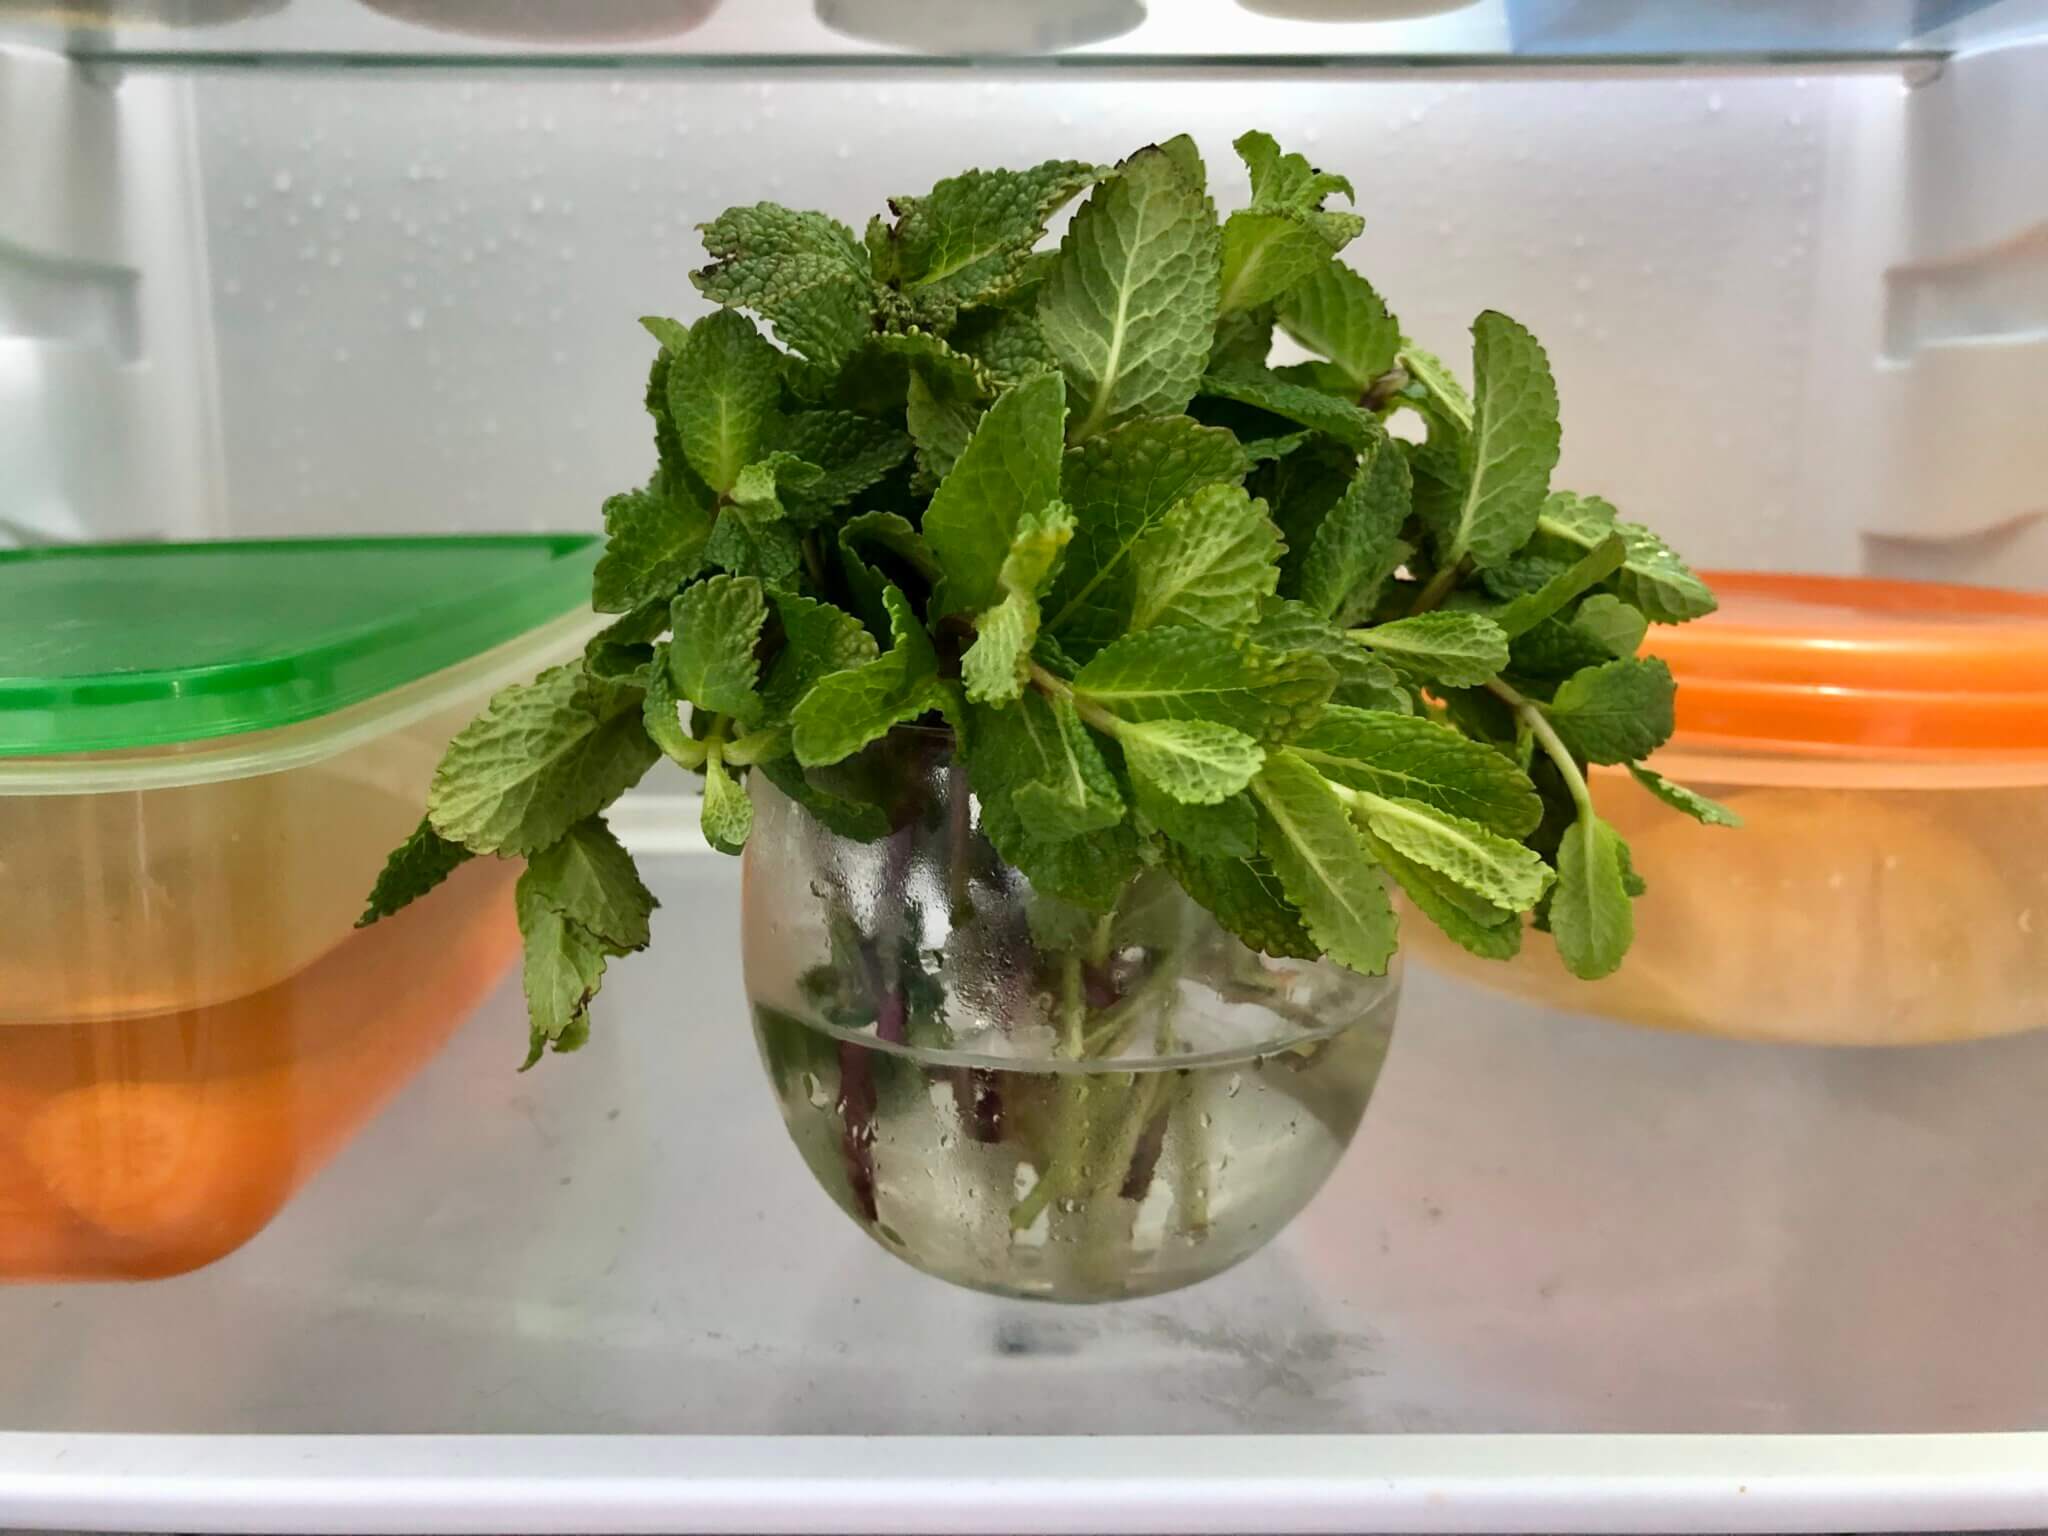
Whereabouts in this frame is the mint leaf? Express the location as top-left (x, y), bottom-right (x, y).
top-left (668, 574), bottom-right (768, 727)
top-left (642, 643), bottom-right (707, 768)
top-left (1220, 212), bottom-right (1337, 316)
top-left (592, 472), bottom-right (714, 614)
top-left (1422, 311), bottom-right (1562, 571)
top-left (671, 310), bottom-right (782, 496)
top-left (962, 500), bottom-right (1075, 705)
top-left (790, 585), bottom-right (941, 767)
top-left (1251, 749), bottom-right (1398, 976)
top-left (1233, 130), bottom-right (1362, 250)
top-left (1396, 339), bottom-right (1474, 432)
top-left (1118, 717), bottom-right (1265, 806)
top-left (1128, 483), bottom-right (1282, 633)
top-left (1074, 627), bottom-right (1334, 743)
top-left (1136, 782), bottom-right (1258, 859)
top-left (703, 453), bottom-right (817, 584)
top-left (1209, 304), bottom-right (1274, 374)
top-left (1550, 810), bottom-right (1633, 980)
top-left (584, 598), bottom-right (670, 681)
top-left (1040, 145), bottom-right (1222, 439)
top-left (1045, 415), bottom-right (1248, 659)
top-left (1348, 793), bottom-right (1552, 911)
top-left (523, 815), bottom-right (657, 955)
top-left (1628, 764), bottom-right (1740, 827)
top-left (1299, 437), bottom-right (1410, 622)
top-left (693, 202), bottom-right (873, 371)
top-left (762, 591), bottom-right (879, 719)
top-left (771, 410), bottom-right (911, 516)
top-left (358, 816), bottom-right (473, 928)
top-left (515, 876), bottom-right (608, 1069)
top-left (1161, 843), bottom-right (1316, 959)
top-left (838, 510), bottom-right (939, 636)
top-left (700, 748), bottom-right (754, 855)
top-left (755, 756), bottom-right (890, 843)
top-left (1546, 656), bottom-right (1676, 765)
top-left (1537, 492), bottom-right (1717, 624)
top-left (1488, 532), bottom-right (1626, 637)
top-left (1574, 594), bottom-right (1649, 659)
top-left (1350, 611), bottom-right (1510, 689)
top-left (951, 301), bottom-right (1059, 388)
top-left (1288, 704), bottom-right (1543, 837)
top-left (877, 159), bottom-right (1098, 318)
top-left (1277, 263), bottom-right (1399, 392)
top-left (976, 690), bottom-right (1124, 841)
top-left (430, 665), bottom-right (658, 857)
top-left (1364, 826), bottom-right (1522, 961)
top-left (1252, 600), bottom-right (1414, 715)
top-left (904, 367), bottom-right (986, 489)
top-left (923, 369), bottom-right (1066, 614)
top-left (1198, 366), bottom-right (1382, 450)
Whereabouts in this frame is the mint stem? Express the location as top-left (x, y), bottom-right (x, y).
top-left (1487, 678), bottom-right (1594, 816)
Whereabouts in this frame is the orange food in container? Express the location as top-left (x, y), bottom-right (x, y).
top-left (0, 536), bottom-right (599, 1278)
top-left (1407, 572), bottom-right (2048, 1045)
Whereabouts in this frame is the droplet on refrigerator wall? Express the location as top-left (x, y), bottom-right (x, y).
top-left (272, 170), bottom-right (293, 192)
top-left (406, 307), bottom-right (427, 331)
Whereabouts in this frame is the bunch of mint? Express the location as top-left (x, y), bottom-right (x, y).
top-left (361, 131), bottom-right (1730, 1068)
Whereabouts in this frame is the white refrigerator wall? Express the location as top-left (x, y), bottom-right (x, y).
top-left (184, 68), bottom-right (1893, 572)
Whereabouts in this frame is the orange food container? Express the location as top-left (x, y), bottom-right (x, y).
top-left (1407, 572), bottom-right (2048, 1046)
top-left (0, 537), bottom-right (599, 1278)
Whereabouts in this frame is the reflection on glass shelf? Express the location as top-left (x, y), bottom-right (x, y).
top-left (3, 0), bottom-right (2041, 65)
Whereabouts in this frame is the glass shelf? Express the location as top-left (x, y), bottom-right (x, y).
top-left (6, 0), bottom-right (2043, 72)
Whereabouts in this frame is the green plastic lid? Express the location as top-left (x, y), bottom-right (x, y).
top-left (0, 535), bottom-right (600, 758)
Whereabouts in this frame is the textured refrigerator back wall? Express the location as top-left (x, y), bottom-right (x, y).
top-left (194, 70), bottom-right (1894, 572)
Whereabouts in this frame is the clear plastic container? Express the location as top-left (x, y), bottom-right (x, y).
top-left (0, 535), bottom-right (599, 1278)
top-left (1406, 573), bottom-right (2048, 1046)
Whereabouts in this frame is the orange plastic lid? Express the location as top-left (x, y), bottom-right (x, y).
top-left (1653, 572), bottom-right (2048, 758)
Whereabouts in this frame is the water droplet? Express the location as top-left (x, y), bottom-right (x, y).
top-left (937, 1132), bottom-right (955, 1150)
top-left (406, 306), bottom-right (427, 331)
top-left (1225, 1073), bottom-right (1241, 1099)
top-left (1199, 1112), bottom-right (1213, 1129)
top-left (308, 191), bottom-right (325, 210)
top-left (332, 345), bottom-right (350, 364)
top-left (1057, 1198), bottom-right (1081, 1214)
top-left (272, 170), bottom-right (293, 192)
top-left (1707, 92), bottom-right (1725, 113)
top-left (529, 193), bottom-right (547, 214)
top-left (802, 1072), bottom-right (830, 1109)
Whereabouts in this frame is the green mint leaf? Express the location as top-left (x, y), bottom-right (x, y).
top-left (1198, 366), bottom-right (1382, 450)
top-left (980, 792), bottom-right (1141, 912)
top-left (1117, 716), bottom-right (1265, 806)
top-left (1128, 483), bottom-right (1282, 633)
top-left (592, 472), bottom-right (714, 614)
top-left (1537, 491), bottom-right (1717, 624)
top-left (962, 500), bottom-right (1075, 705)
top-left (923, 369), bottom-right (1067, 615)
top-left (1627, 764), bottom-right (1741, 828)
top-left (358, 816), bottom-right (474, 929)
top-left (1255, 438), bottom-right (1352, 600)
top-left (1250, 749), bottom-right (1398, 976)
top-left (1219, 211), bottom-right (1339, 316)
top-left (692, 202), bottom-right (873, 371)
top-left (1234, 130), bottom-right (1360, 235)
top-left (701, 453), bottom-right (818, 586)
top-left (1277, 263), bottom-right (1399, 392)
top-left (1574, 594), bottom-right (1649, 659)
top-left (668, 574), bottom-right (768, 726)
top-left (770, 410), bottom-right (912, 516)
top-left (1074, 627), bottom-right (1334, 743)
top-left (1395, 339), bottom-right (1474, 432)
top-left (1209, 304), bottom-right (1274, 374)
top-left (951, 301), bottom-right (1059, 388)
top-left (670, 310), bottom-right (782, 497)
top-left (976, 690), bottom-right (1125, 841)
top-left (838, 510), bottom-right (939, 637)
top-left (522, 815), bottom-right (657, 955)
top-left (584, 598), bottom-right (670, 681)
top-left (700, 748), bottom-right (754, 855)
top-left (514, 876), bottom-right (608, 1069)
top-left (1288, 704), bottom-right (1543, 837)
top-left (1040, 145), bottom-right (1222, 439)
top-left (642, 643), bottom-right (707, 769)
top-left (1252, 600), bottom-right (1414, 715)
top-left (1157, 132), bottom-right (1208, 194)
top-left (1045, 415), bottom-right (1248, 659)
top-left (1299, 437), bottom-right (1410, 622)
top-left (1488, 532), bottom-right (1626, 637)
top-left (1135, 782), bottom-right (1258, 859)
top-left (790, 585), bottom-right (941, 767)
top-left (755, 756), bottom-right (891, 843)
top-left (1350, 611), bottom-right (1511, 689)
top-left (1545, 656), bottom-right (1677, 765)
top-left (639, 315), bottom-right (689, 352)
top-left (1364, 825), bottom-right (1523, 960)
top-left (878, 159), bottom-right (1099, 316)
top-left (1550, 810), bottom-right (1633, 980)
top-left (1161, 842), bottom-right (1316, 959)
top-left (905, 367), bottom-right (986, 489)
top-left (1422, 311), bottom-right (1562, 571)
top-left (763, 591), bottom-right (879, 719)
top-left (429, 665), bottom-right (659, 857)
top-left (1348, 792), bottom-right (1553, 912)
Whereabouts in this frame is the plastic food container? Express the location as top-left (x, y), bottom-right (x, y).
top-left (0, 535), bottom-right (598, 1279)
top-left (1406, 572), bottom-right (2048, 1047)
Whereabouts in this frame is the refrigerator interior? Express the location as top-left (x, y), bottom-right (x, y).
top-left (3, 2), bottom-right (2048, 1528)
